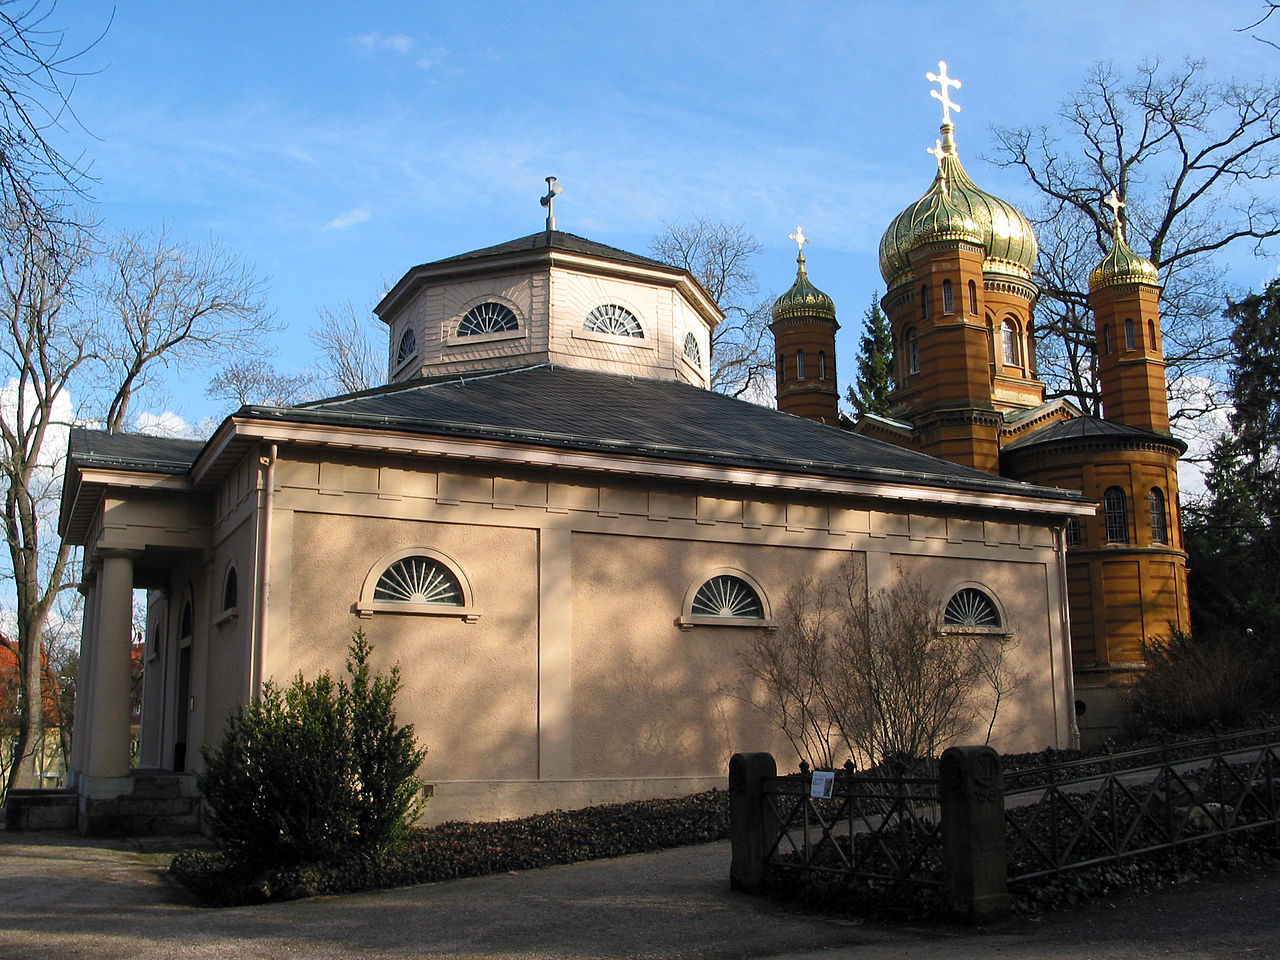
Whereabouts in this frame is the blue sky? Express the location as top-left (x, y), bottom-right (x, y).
top-left (49, 0), bottom-right (1280, 427)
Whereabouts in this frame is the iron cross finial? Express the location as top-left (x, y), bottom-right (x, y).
top-left (927, 61), bottom-right (962, 125)
top-left (789, 227), bottom-right (808, 258)
top-left (540, 176), bottom-right (563, 233)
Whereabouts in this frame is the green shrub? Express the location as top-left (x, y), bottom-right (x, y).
top-left (1123, 630), bottom-right (1280, 735)
top-left (198, 632), bottom-right (427, 868)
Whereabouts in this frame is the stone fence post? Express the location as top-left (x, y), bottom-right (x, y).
top-left (939, 744), bottom-right (1009, 923)
top-left (728, 752), bottom-right (776, 892)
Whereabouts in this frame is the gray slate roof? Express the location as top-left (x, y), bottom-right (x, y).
top-left (1002, 415), bottom-right (1187, 454)
top-left (67, 366), bottom-right (1088, 503)
top-left (67, 429), bottom-right (205, 474)
top-left (413, 231), bottom-right (675, 272)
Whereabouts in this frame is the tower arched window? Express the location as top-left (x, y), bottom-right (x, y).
top-left (906, 327), bottom-right (920, 375)
top-left (1001, 319), bottom-right (1019, 367)
top-left (222, 566), bottom-right (237, 612)
top-left (396, 329), bottom-right (417, 366)
top-left (1124, 318), bottom-right (1136, 350)
top-left (942, 279), bottom-right (954, 313)
top-left (968, 279), bottom-right (978, 315)
top-left (1104, 487), bottom-right (1130, 544)
top-left (796, 349), bottom-right (806, 379)
top-left (585, 303), bottom-right (643, 338)
top-left (777, 352), bottom-right (785, 383)
top-left (1148, 488), bottom-right (1169, 544)
top-left (458, 301), bottom-right (519, 336)
top-left (1104, 324), bottom-right (1114, 354)
top-left (818, 350), bottom-right (827, 380)
top-left (1148, 319), bottom-right (1157, 352)
top-left (920, 285), bottom-right (930, 320)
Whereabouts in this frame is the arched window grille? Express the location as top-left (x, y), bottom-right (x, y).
top-left (691, 576), bottom-right (763, 619)
top-left (796, 349), bottom-right (806, 379)
top-left (818, 350), bottom-right (827, 380)
top-left (1065, 517), bottom-right (1082, 547)
top-left (1148, 488), bottom-right (1169, 544)
top-left (396, 329), bottom-right (417, 365)
top-left (374, 556), bottom-right (464, 606)
top-left (944, 588), bottom-right (1001, 628)
top-left (222, 567), bottom-right (238, 611)
top-left (584, 303), bottom-right (643, 337)
top-left (968, 279), bottom-right (978, 314)
top-left (906, 327), bottom-right (920, 374)
top-left (683, 332), bottom-right (701, 366)
top-left (458, 301), bottom-right (519, 336)
top-left (920, 285), bottom-right (930, 319)
top-left (1124, 318), bottom-right (1136, 350)
top-left (1104, 487), bottom-right (1130, 544)
top-left (942, 279), bottom-right (954, 313)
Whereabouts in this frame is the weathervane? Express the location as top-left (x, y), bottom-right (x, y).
top-left (927, 61), bottom-right (961, 126)
top-left (540, 176), bottom-right (562, 233)
top-left (1103, 188), bottom-right (1126, 244)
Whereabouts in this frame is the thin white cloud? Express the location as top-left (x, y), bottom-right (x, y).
top-left (322, 206), bottom-right (372, 231)
top-left (416, 46), bottom-right (449, 71)
top-left (135, 410), bottom-right (203, 440)
top-left (352, 32), bottom-right (414, 55)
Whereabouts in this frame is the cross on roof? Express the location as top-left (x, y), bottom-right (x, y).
top-left (789, 226), bottom-right (808, 254)
top-left (927, 61), bottom-right (962, 125)
top-left (1103, 188), bottom-right (1126, 243)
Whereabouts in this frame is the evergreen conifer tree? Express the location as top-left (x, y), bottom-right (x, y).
top-left (847, 294), bottom-right (894, 417)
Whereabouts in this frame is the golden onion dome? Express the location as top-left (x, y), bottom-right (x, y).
top-left (1089, 229), bottom-right (1159, 292)
top-left (879, 124), bottom-right (1039, 288)
top-left (773, 250), bottom-right (836, 322)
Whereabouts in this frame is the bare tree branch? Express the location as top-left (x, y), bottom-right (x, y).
top-left (309, 299), bottom-right (382, 396)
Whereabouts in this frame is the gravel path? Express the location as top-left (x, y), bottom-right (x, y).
top-left (2, 831), bottom-right (1278, 959)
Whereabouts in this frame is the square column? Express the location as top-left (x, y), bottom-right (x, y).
top-left (82, 551), bottom-right (136, 780)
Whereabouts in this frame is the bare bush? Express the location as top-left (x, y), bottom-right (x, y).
top-left (737, 559), bottom-right (1022, 770)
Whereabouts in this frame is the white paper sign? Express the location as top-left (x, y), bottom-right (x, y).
top-left (810, 770), bottom-right (834, 799)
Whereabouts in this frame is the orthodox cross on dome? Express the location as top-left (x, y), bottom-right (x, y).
top-left (789, 226), bottom-right (809, 260)
top-left (927, 61), bottom-right (962, 126)
top-left (540, 176), bottom-right (563, 233)
top-left (1103, 188), bottom-right (1126, 244)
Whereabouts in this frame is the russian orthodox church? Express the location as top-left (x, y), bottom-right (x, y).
top-left (775, 64), bottom-right (1190, 737)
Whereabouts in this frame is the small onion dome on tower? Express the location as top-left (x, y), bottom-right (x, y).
top-left (1089, 196), bottom-right (1160, 291)
top-left (773, 245), bottom-right (836, 323)
top-left (879, 126), bottom-right (1038, 289)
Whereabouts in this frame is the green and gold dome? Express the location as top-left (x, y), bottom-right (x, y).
top-left (1089, 229), bottom-right (1159, 291)
top-left (773, 250), bottom-right (836, 322)
top-left (878, 125), bottom-right (1039, 289)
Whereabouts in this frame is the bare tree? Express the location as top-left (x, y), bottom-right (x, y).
top-left (0, 216), bottom-right (92, 793)
top-left (989, 59), bottom-right (1280, 428)
top-left (309, 300), bottom-right (382, 395)
top-left (0, 1), bottom-right (102, 238)
top-left (738, 559), bottom-right (1019, 770)
top-left (93, 225), bottom-right (273, 431)
top-left (206, 357), bottom-right (314, 411)
top-left (649, 218), bottom-right (774, 399)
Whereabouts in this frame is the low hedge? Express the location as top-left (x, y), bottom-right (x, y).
top-left (170, 789), bottom-right (730, 906)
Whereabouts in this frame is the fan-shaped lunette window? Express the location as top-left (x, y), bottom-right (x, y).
top-left (683, 332), bottom-right (701, 366)
top-left (396, 329), bottom-right (417, 365)
top-left (944, 588), bottom-right (1001, 628)
top-left (692, 575), bottom-right (763, 619)
top-left (458, 301), bottom-right (519, 336)
top-left (584, 303), bottom-right (643, 337)
top-left (357, 548), bottom-right (480, 621)
top-left (375, 557), bottom-right (463, 606)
